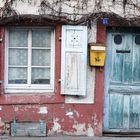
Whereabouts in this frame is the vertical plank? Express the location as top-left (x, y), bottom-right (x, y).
top-left (111, 34), bottom-right (124, 83)
top-left (109, 94), bottom-right (123, 129)
top-left (123, 95), bottom-right (130, 129)
top-left (129, 95), bottom-right (140, 129)
top-left (112, 53), bottom-right (123, 82)
top-left (133, 35), bottom-right (140, 82)
top-left (65, 53), bottom-right (80, 90)
top-left (123, 34), bottom-right (132, 83)
top-left (103, 33), bottom-right (112, 130)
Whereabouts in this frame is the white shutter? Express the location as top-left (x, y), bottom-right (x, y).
top-left (61, 25), bottom-right (87, 96)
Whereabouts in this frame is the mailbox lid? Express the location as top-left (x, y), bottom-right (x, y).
top-left (90, 46), bottom-right (106, 51)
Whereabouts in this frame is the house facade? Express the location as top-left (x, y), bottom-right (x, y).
top-left (0, 0), bottom-right (140, 137)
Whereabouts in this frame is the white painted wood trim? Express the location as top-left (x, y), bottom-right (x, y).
top-left (28, 30), bottom-right (32, 85)
top-left (61, 25), bottom-right (87, 96)
top-left (5, 27), bottom-right (55, 93)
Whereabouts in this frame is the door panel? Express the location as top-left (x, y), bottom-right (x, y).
top-left (133, 36), bottom-right (140, 82)
top-left (104, 30), bottom-right (140, 133)
top-left (129, 95), bottom-right (140, 129)
top-left (109, 94), bottom-right (123, 129)
top-left (123, 35), bottom-right (132, 83)
top-left (123, 95), bottom-right (129, 129)
top-left (112, 34), bottom-right (124, 83)
top-left (112, 51), bottom-right (123, 82)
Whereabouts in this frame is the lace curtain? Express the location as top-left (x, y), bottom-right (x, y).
top-left (8, 29), bottom-right (51, 84)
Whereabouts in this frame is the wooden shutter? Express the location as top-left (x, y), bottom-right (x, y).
top-left (61, 26), bottom-right (87, 96)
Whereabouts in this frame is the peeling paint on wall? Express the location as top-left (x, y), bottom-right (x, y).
top-left (48, 118), bottom-right (61, 135)
top-left (72, 122), bottom-right (86, 135)
top-left (92, 113), bottom-right (98, 128)
top-left (52, 118), bottom-right (61, 132)
top-left (14, 106), bottom-right (18, 112)
top-left (74, 110), bottom-right (79, 118)
top-left (0, 117), bottom-right (5, 134)
top-left (0, 118), bottom-right (4, 127)
top-left (87, 124), bottom-right (94, 136)
top-left (38, 107), bottom-right (48, 114)
top-left (66, 111), bottom-right (73, 116)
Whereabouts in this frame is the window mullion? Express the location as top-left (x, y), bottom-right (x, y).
top-left (6, 30), bottom-right (9, 85)
top-left (28, 30), bottom-right (32, 85)
top-left (50, 30), bottom-right (54, 88)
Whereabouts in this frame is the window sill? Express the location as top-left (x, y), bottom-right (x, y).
top-left (0, 93), bottom-right (64, 105)
top-left (5, 88), bottom-right (54, 94)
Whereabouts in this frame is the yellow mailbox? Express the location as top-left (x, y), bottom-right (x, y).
top-left (89, 43), bottom-right (106, 66)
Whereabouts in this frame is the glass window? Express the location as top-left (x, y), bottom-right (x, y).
top-left (135, 35), bottom-right (140, 45)
top-left (5, 28), bottom-right (54, 93)
top-left (114, 34), bottom-right (122, 45)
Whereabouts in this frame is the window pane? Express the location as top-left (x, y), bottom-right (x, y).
top-left (32, 49), bottom-right (50, 66)
top-left (9, 48), bottom-right (28, 65)
top-left (135, 35), bottom-right (140, 45)
top-left (32, 30), bottom-right (51, 47)
top-left (31, 68), bottom-right (50, 84)
top-left (8, 68), bottom-right (27, 84)
top-left (9, 29), bottom-right (28, 47)
top-left (114, 35), bottom-right (122, 45)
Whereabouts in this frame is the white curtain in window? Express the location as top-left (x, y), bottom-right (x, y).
top-left (9, 30), bottom-right (28, 47)
top-left (32, 50), bottom-right (50, 66)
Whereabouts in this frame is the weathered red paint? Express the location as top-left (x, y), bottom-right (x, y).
top-left (0, 25), bottom-right (64, 105)
top-left (0, 104), bottom-right (102, 135)
top-left (0, 23), bottom-right (107, 136)
top-left (94, 22), bottom-right (106, 136)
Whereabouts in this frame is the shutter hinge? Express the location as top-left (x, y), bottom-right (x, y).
top-left (0, 38), bottom-right (2, 43)
top-left (58, 79), bottom-right (61, 83)
top-left (59, 37), bottom-right (61, 41)
top-left (58, 79), bottom-right (64, 83)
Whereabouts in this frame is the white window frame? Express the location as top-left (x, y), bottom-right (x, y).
top-left (5, 27), bottom-right (55, 93)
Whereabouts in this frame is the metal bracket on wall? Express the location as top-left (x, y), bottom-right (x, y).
top-left (39, 120), bottom-right (45, 134)
top-left (11, 119), bottom-right (17, 134)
